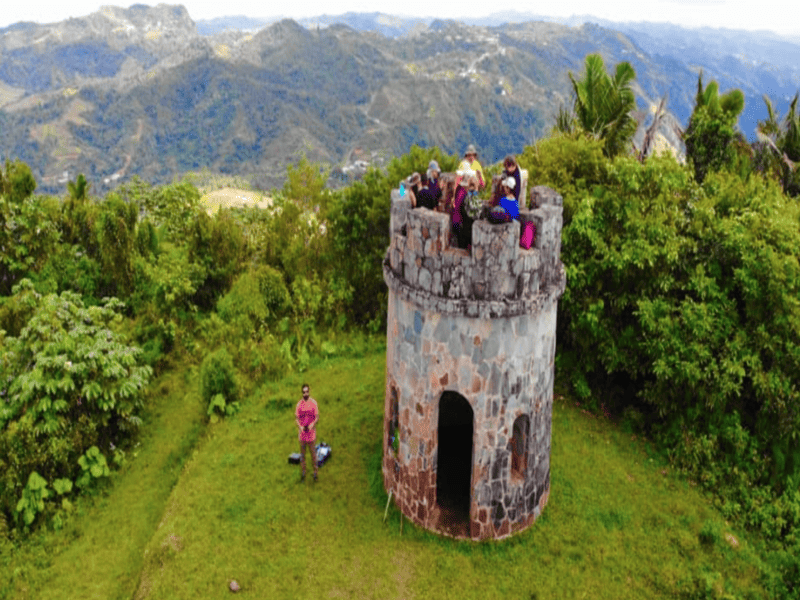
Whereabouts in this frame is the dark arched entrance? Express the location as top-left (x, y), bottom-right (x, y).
top-left (436, 391), bottom-right (473, 535)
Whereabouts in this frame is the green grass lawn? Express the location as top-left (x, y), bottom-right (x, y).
top-left (1, 345), bottom-right (770, 599)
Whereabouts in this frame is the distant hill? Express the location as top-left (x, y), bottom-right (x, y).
top-left (1, 5), bottom-right (798, 195)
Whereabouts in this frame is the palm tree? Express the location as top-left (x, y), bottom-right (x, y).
top-left (67, 173), bottom-right (90, 202)
top-left (565, 54), bottom-right (638, 157)
top-left (757, 93), bottom-right (800, 196)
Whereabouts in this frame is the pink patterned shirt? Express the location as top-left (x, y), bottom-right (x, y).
top-left (296, 398), bottom-right (318, 443)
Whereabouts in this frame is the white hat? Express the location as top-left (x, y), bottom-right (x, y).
top-left (503, 177), bottom-right (516, 189)
top-left (458, 169), bottom-right (476, 186)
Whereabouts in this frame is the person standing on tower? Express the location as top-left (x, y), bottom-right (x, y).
top-left (457, 144), bottom-right (485, 189)
top-left (295, 383), bottom-right (319, 482)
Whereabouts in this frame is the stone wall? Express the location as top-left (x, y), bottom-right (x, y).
top-left (382, 185), bottom-right (566, 540)
top-left (386, 184), bottom-right (564, 312)
top-left (383, 290), bottom-right (558, 539)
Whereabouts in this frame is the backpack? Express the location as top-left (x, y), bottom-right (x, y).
top-left (520, 221), bottom-right (535, 249)
top-left (316, 442), bottom-right (332, 467)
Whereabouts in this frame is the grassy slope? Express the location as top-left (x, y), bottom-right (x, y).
top-left (2, 346), bottom-right (768, 599)
top-left (0, 367), bottom-right (208, 600)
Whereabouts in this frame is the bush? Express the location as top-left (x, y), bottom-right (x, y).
top-left (0, 192), bottom-right (61, 296)
top-left (216, 265), bottom-right (291, 329)
top-left (0, 159), bottom-right (37, 203)
top-left (200, 347), bottom-right (237, 405)
top-left (524, 134), bottom-right (800, 575)
top-left (698, 520), bottom-right (722, 546)
top-left (189, 209), bottom-right (245, 310)
top-left (0, 281), bottom-right (152, 527)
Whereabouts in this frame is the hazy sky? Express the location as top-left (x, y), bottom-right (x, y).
top-left (2, 0), bottom-right (798, 37)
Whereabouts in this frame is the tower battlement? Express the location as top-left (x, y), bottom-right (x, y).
top-left (385, 186), bottom-right (566, 318)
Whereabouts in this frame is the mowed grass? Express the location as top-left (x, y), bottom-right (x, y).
top-left (2, 345), bottom-right (769, 599)
top-left (0, 366), bottom-right (208, 600)
top-left (198, 187), bottom-right (273, 215)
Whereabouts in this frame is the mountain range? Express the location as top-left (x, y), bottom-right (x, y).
top-left (0, 5), bottom-right (798, 195)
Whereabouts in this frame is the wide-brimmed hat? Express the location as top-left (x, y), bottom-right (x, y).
top-left (427, 160), bottom-right (440, 173)
top-left (407, 172), bottom-right (421, 185)
top-left (464, 144), bottom-right (478, 157)
top-left (502, 176), bottom-right (516, 189)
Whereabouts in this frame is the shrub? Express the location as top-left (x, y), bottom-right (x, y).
top-left (0, 192), bottom-right (61, 296)
top-left (684, 74), bottom-right (746, 184)
top-left (96, 193), bottom-right (139, 299)
top-left (206, 393), bottom-right (241, 422)
top-left (200, 347), bottom-right (237, 405)
top-left (216, 265), bottom-right (291, 329)
top-left (0, 159), bottom-right (37, 203)
top-left (528, 134), bottom-right (800, 574)
top-left (14, 472), bottom-right (49, 527)
top-left (698, 520), bottom-right (722, 546)
top-left (189, 209), bottom-right (246, 310)
top-left (75, 445), bottom-right (110, 489)
top-left (0, 281), bottom-right (152, 525)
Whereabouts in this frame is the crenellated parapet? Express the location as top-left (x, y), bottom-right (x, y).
top-left (384, 185), bottom-right (566, 318)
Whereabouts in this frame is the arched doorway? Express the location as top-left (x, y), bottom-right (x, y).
top-left (436, 391), bottom-right (473, 535)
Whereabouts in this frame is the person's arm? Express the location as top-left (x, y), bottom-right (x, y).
top-left (295, 401), bottom-right (304, 431)
top-left (310, 400), bottom-right (319, 429)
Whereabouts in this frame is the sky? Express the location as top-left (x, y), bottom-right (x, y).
top-left (1, 0), bottom-right (798, 38)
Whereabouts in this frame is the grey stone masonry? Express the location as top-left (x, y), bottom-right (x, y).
top-left (385, 185), bottom-right (566, 315)
top-left (382, 184), bottom-right (566, 541)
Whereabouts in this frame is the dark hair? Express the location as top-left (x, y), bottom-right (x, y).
top-left (420, 172), bottom-right (428, 185)
top-left (504, 154), bottom-right (517, 168)
top-left (302, 383), bottom-right (310, 392)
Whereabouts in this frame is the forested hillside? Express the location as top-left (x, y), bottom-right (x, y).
top-left (3, 4), bottom-right (799, 196)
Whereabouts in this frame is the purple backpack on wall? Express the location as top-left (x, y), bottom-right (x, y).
top-left (520, 221), bottom-right (535, 249)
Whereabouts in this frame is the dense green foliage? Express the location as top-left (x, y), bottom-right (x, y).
top-left (200, 347), bottom-right (238, 406)
top-left (0, 160), bottom-right (37, 204)
top-left (0, 282), bottom-right (151, 527)
top-left (520, 133), bottom-right (800, 595)
top-left (684, 74), bottom-right (747, 184)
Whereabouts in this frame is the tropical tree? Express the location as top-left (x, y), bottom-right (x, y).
top-left (67, 174), bottom-right (90, 202)
top-left (756, 93), bottom-right (800, 196)
top-left (561, 54), bottom-right (638, 158)
top-left (0, 159), bottom-right (37, 203)
top-left (683, 73), bottom-right (745, 184)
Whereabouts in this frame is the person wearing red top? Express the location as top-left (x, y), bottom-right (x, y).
top-left (295, 383), bottom-right (319, 482)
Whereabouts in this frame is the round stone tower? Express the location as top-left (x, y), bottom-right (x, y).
top-left (382, 185), bottom-right (566, 540)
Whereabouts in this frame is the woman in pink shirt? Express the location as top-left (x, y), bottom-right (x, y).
top-left (295, 383), bottom-right (319, 482)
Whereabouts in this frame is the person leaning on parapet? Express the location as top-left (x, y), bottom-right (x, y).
top-left (415, 172), bottom-right (438, 210)
top-left (457, 145), bottom-right (485, 189)
top-left (295, 383), bottom-right (319, 482)
top-left (402, 172), bottom-right (421, 208)
top-left (452, 171), bottom-right (480, 249)
top-left (427, 160), bottom-right (443, 208)
top-left (502, 155), bottom-right (521, 205)
top-left (500, 177), bottom-right (519, 222)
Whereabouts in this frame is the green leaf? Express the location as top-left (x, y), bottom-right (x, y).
top-left (53, 478), bottom-right (73, 495)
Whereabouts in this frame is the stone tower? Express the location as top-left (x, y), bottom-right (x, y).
top-left (382, 185), bottom-right (566, 540)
